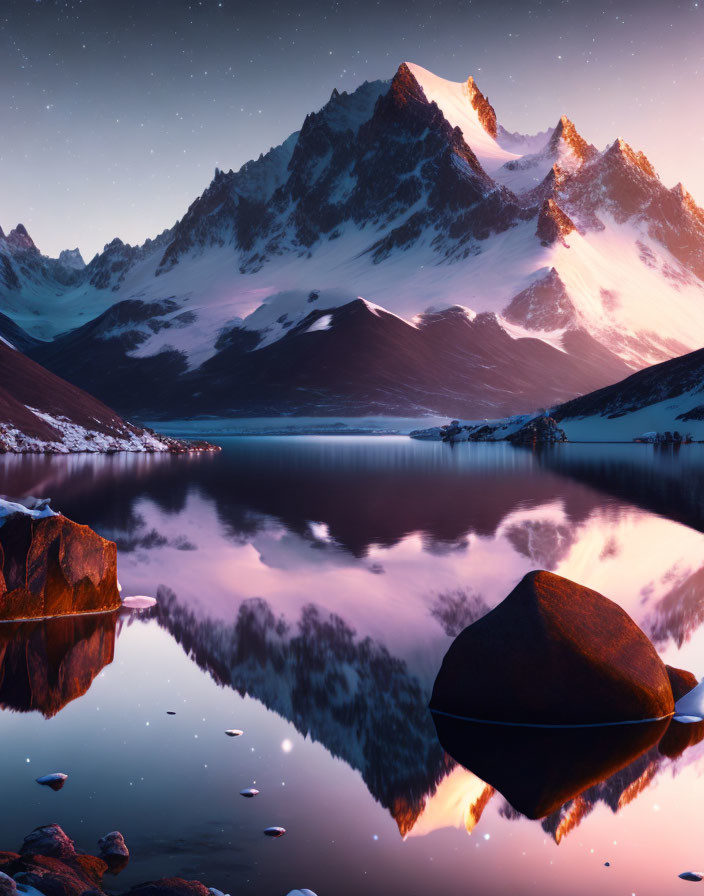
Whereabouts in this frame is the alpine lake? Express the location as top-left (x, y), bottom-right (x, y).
top-left (2, 436), bottom-right (704, 896)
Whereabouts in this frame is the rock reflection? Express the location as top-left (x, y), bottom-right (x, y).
top-left (0, 612), bottom-right (117, 716)
top-left (432, 713), bottom-right (671, 819)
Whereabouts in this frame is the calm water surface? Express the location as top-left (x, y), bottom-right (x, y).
top-left (2, 437), bottom-right (704, 896)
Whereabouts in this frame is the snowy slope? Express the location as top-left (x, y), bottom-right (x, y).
top-left (0, 338), bottom-right (201, 453)
top-left (553, 347), bottom-right (704, 441)
top-left (403, 62), bottom-right (520, 173)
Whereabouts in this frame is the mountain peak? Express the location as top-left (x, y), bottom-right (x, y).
top-left (548, 116), bottom-right (596, 163)
top-left (390, 62), bottom-right (429, 108)
top-left (606, 138), bottom-right (657, 178)
top-left (58, 248), bottom-right (86, 270)
top-left (6, 223), bottom-right (36, 251)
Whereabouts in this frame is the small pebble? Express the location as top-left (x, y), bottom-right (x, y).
top-left (263, 827), bottom-right (286, 838)
top-left (225, 729), bottom-right (243, 737)
top-left (35, 773), bottom-right (68, 791)
top-left (240, 788), bottom-right (259, 798)
top-left (679, 872), bottom-right (704, 882)
top-left (286, 891), bottom-right (318, 896)
top-left (604, 862), bottom-right (610, 867)
top-left (166, 711), bottom-right (176, 715)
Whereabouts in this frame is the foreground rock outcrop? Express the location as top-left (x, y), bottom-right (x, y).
top-left (0, 500), bottom-right (121, 621)
top-left (430, 570), bottom-right (696, 818)
top-left (430, 570), bottom-right (675, 726)
top-left (0, 825), bottom-right (210, 896)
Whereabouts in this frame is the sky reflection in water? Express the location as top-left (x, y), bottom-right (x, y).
top-left (1, 438), bottom-right (704, 896)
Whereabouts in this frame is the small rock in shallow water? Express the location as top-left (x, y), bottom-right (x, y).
top-left (263, 827), bottom-right (286, 838)
top-left (98, 830), bottom-right (129, 875)
top-left (208, 889), bottom-right (230, 896)
top-left (240, 788), bottom-right (259, 798)
top-left (35, 773), bottom-right (68, 791)
top-left (604, 862), bottom-right (610, 867)
top-left (98, 831), bottom-right (129, 858)
top-left (225, 729), bottom-right (243, 737)
top-left (121, 595), bottom-right (157, 609)
top-left (167, 711), bottom-right (176, 715)
top-left (679, 872), bottom-right (704, 882)
top-left (285, 890), bottom-right (318, 896)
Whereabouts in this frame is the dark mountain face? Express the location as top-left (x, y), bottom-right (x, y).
top-left (29, 297), bottom-right (631, 419)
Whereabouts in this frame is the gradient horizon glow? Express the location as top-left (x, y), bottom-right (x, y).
top-left (1, 0), bottom-right (703, 258)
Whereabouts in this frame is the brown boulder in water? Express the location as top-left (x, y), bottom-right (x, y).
top-left (430, 570), bottom-right (675, 725)
top-left (0, 512), bottom-right (121, 621)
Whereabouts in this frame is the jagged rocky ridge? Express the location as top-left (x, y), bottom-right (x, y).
top-left (3, 62), bottom-right (704, 416)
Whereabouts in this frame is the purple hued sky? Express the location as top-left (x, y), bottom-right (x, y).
top-left (1, 0), bottom-right (702, 258)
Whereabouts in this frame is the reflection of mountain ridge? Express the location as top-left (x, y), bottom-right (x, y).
top-left (0, 442), bottom-right (612, 558)
top-left (533, 444), bottom-right (704, 534)
top-left (150, 587), bottom-right (448, 831)
top-left (148, 586), bottom-right (704, 844)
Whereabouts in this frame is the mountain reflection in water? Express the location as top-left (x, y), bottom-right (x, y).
top-left (2, 438), bottom-right (704, 894)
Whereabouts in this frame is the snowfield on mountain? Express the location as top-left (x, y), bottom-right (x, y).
top-left (2, 61), bottom-right (704, 418)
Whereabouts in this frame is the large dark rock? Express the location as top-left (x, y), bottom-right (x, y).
top-left (0, 513), bottom-right (121, 621)
top-left (430, 570), bottom-right (675, 725)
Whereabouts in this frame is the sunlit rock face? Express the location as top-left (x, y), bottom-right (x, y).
top-left (430, 570), bottom-right (675, 727)
top-left (0, 513), bottom-right (121, 621)
top-left (0, 612), bottom-right (117, 716)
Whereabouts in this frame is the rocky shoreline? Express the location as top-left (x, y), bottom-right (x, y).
top-left (0, 824), bottom-right (215, 896)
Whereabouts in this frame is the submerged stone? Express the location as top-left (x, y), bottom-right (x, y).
top-left (225, 729), bottom-right (243, 737)
top-left (430, 570), bottom-right (675, 726)
top-left (679, 872), bottom-right (704, 882)
top-left (239, 788), bottom-right (259, 798)
top-left (263, 827), bottom-right (286, 838)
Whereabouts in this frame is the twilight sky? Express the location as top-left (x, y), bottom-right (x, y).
top-left (1, 0), bottom-right (703, 259)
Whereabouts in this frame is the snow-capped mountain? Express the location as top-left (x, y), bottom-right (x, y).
top-left (3, 61), bottom-right (704, 417)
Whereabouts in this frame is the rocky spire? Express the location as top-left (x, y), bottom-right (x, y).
top-left (6, 224), bottom-right (36, 251)
top-left (536, 198), bottom-right (575, 246)
top-left (466, 75), bottom-right (497, 137)
top-left (605, 138), bottom-right (657, 179)
top-left (548, 115), bottom-right (597, 163)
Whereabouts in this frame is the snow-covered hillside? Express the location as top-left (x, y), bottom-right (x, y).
top-left (3, 61), bottom-right (704, 417)
top-left (0, 338), bottom-right (208, 453)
